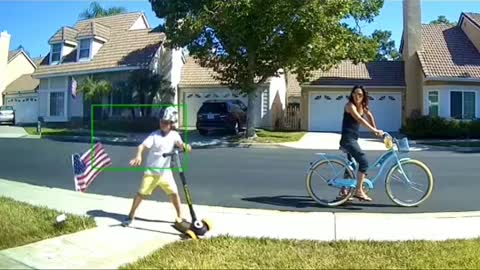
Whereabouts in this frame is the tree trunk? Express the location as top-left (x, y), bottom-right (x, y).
top-left (246, 90), bottom-right (257, 138)
top-left (245, 50), bottom-right (257, 138)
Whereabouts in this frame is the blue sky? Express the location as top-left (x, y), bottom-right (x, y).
top-left (1, 0), bottom-right (480, 59)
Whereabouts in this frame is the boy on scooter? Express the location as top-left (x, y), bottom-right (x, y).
top-left (122, 106), bottom-right (192, 227)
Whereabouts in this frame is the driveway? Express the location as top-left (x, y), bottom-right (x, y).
top-left (280, 132), bottom-right (427, 151)
top-left (0, 125), bottom-right (28, 138)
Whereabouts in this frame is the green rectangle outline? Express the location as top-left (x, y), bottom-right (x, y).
top-left (90, 103), bottom-right (189, 173)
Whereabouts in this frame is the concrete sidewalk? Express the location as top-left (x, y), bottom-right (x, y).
top-left (280, 132), bottom-right (429, 151)
top-left (1, 178), bottom-right (480, 269)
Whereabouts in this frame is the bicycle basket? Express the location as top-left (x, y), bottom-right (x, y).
top-left (397, 137), bottom-right (410, 152)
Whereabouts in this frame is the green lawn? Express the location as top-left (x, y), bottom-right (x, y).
top-left (121, 236), bottom-right (480, 269)
top-left (23, 127), bottom-right (128, 137)
top-left (231, 129), bottom-right (306, 143)
top-left (0, 196), bottom-right (96, 250)
top-left (24, 127), bottom-right (91, 137)
top-left (422, 141), bottom-right (480, 148)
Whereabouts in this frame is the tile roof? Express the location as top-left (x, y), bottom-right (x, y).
top-left (34, 13), bottom-right (165, 77)
top-left (179, 57), bottom-right (273, 87)
top-left (417, 24), bottom-right (480, 79)
top-left (76, 21), bottom-right (110, 40)
top-left (49, 27), bottom-right (79, 44)
top-left (180, 58), bottom-right (222, 86)
top-left (305, 60), bottom-right (405, 86)
top-left (5, 74), bottom-right (39, 94)
top-left (286, 71), bottom-right (301, 97)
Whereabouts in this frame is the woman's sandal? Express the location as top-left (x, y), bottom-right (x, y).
top-left (353, 194), bottom-right (373, 202)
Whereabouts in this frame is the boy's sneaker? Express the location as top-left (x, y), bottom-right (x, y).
top-left (121, 217), bottom-right (133, 227)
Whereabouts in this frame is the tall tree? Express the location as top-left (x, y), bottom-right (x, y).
top-left (429, 15), bottom-right (456, 26)
top-left (371, 30), bottom-right (400, 61)
top-left (149, 0), bottom-right (383, 137)
top-left (79, 1), bottom-right (127, 20)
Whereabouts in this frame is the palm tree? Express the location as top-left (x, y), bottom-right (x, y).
top-left (79, 2), bottom-right (127, 20)
top-left (128, 69), bottom-right (175, 118)
top-left (77, 76), bottom-right (113, 119)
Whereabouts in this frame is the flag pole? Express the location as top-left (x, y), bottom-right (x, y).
top-left (71, 154), bottom-right (78, 192)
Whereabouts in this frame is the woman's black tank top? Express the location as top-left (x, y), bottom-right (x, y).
top-left (341, 108), bottom-right (361, 141)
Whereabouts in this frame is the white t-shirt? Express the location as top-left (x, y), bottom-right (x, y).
top-left (142, 130), bottom-right (184, 175)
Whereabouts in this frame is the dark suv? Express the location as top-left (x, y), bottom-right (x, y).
top-left (196, 100), bottom-right (247, 136)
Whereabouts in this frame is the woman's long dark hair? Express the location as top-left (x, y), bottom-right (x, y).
top-left (348, 85), bottom-right (369, 111)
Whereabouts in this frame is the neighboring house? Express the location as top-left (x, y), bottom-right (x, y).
top-left (33, 12), bottom-right (184, 123)
top-left (299, 61), bottom-right (405, 132)
top-left (0, 31), bottom-right (39, 124)
top-left (178, 57), bottom-right (287, 129)
top-left (293, 0), bottom-right (480, 133)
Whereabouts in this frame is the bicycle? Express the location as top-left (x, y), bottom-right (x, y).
top-left (305, 132), bottom-right (434, 207)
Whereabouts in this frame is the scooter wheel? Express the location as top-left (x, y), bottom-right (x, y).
top-left (185, 230), bottom-right (198, 240)
top-left (201, 218), bottom-right (213, 231)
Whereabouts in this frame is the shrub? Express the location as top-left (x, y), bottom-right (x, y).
top-left (402, 116), bottom-right (480, 139)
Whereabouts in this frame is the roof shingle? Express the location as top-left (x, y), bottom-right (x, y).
top-left (418, 24), bottom-right (480, 79)
top-left (305, 60), bottom-right (405, 87)
top-left (179, 57), bottom-right (274, 87)
top-left (76, 21), bottom-right (110, 41)
top-left (49, 27), bottom-right (78, 44)
top-left (180, 58), bottom-right (222, 86)
top-left (5, 74), bottom-right (39, 94)
top-left (34, 13), bottom-right (165, 77)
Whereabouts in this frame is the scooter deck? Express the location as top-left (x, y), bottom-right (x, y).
top-left (173, 219), bottom-right (191, 233)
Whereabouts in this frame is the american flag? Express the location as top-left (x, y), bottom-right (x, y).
top-left (71, 143), bottom-right (112, 192)
top-left (71, 76), bottom-right (77, 98)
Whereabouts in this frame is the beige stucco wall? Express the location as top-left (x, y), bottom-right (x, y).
top-left (461, 17), bottom-right (480, 52)
top-left (6, 54), bottom-right (35, 86)
top-left (402, 0), bottom-right (423, 121)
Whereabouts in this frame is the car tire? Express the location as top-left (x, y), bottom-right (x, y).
top-left (198, 129), bottom-right (208, 136)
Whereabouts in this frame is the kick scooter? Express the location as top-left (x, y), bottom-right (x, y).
top-left (163, 149), bottom-right (212, 240)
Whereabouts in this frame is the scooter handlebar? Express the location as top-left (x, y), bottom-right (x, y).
top-left (162, 149), bottom-right (184, 158)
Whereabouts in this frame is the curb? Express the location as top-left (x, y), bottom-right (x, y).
top-left (34, 135), bottom-right (286, 149)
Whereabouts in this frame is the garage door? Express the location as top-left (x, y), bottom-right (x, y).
top-left (309, 92), bottom-right (402, 132)
top-left (5, 95), bottom-right (39, 124)
top-left (183, 90), bottom-right (248, 127)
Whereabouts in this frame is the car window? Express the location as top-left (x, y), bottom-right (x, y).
top-left (0, 106), bottom-right (13, 111)
top-left (198, 103), bottom-right (228, 114)
top-left (235, 101), bottom-right (247, 111)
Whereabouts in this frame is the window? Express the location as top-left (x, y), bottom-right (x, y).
top-left (49, 92), bottom-right (65, 117)
top-left (428, 91), bottom-right (439, 117)
top-left (450, 91), bottom-right (476, 119)
top-left (79, 39), bottom-right (91, 60)
top-left (51, 43), bottom-right (62, 63)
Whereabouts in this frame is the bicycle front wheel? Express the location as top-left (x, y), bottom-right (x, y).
top-left (385, 159), bottom-right (434, 207)
top-left (306, 159), bottom-right (355, 207)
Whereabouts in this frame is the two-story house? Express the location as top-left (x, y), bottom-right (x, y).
top-left (293, 0), bottom-right (480, 132)
top-left (33, 12), bottom-right (184, 124)
top-left (32, 12), bottom-right (287, 130)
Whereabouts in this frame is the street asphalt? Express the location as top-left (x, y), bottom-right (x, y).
top-left (0, 137), bottom-right (479, 213)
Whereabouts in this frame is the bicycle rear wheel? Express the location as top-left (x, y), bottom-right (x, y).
top-left (385, 159), bottom-right (434, 207)
top-left (306, 159), bottom-right (355, 207)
